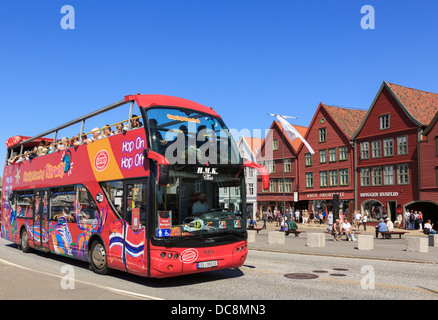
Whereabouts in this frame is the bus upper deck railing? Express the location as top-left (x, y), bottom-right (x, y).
top-left (6, 98), bottom-right (140, 165)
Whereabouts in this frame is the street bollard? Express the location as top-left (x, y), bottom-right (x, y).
top-left (247, 230), bottom-right (256, 243)
top-left (358, 235), bottom-right (374, 251)
top-left (406, 237), bottom-right (428, 253)
top-left (306, 233), bottom-right (325, 248)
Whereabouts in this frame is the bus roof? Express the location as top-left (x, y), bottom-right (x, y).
top-left (124, 94), bottom-right (221, 118)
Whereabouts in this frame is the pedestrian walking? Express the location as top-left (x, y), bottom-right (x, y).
top-left (362, 213), bottom-right (368, 231)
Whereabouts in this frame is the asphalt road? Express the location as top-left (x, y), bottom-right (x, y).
top-left (1, 237), bottom-right (437, 301)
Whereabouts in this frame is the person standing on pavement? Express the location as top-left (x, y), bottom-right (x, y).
top-left (354, 210), bottom-right (362, 231)
top-left (327, 211), bottom-right (334, 232)
top-left (362, 213), bottom-right (368, 231)
top-left (262, 210), bottom-right (267, 229)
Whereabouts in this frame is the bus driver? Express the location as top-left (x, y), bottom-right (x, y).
top-left (192, 192), bottom-right (210, 216)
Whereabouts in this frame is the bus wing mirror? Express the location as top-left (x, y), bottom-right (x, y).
top-left (243, 160), bottom-right (269, 190)
top-left (143, 149), bottom-right (170, 186)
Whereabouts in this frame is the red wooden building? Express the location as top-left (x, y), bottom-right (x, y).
top-left (352, 81), bottom-right (438, 223)
top-left (297, 103), bottom-right (367, 217)
top-left (256, 120), bottom-right (307, 214)
top-left (419, 110), bottom-right (438, 225)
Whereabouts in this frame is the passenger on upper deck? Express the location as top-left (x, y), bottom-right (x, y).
top-left (90, 128), bottom-right (102, 141)
top-left (102, 125), bottom-right (114, 137)
top-left (115, 123), bottom-right (126, 134)
top-left (130, 115), bottom-right (143, 129)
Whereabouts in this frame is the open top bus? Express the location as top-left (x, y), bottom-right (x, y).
top-left (1, 94), bottom-right (268, 278)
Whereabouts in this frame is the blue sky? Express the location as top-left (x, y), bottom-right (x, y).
top-left (1, 0), bottom-right (438, 171)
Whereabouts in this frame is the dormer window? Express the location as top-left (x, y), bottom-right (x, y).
top-left (380, 114), bottom-right (390, 130)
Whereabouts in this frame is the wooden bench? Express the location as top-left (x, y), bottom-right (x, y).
top-left (378, 231), bottom-right (408, 239)
top-left (276, 229), bottom-right (304, 237)
top-left (248, 227), bottom-right (263, 233)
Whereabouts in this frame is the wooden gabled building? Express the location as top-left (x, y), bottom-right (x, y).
top-left (297, 103), bottom-right (367, 217)
top-left (419, 110), bottom-right (438, 225)
top-left (256, 120), bottom-right (307, 214)
top-left (352, 81), bottom-right (438, 223)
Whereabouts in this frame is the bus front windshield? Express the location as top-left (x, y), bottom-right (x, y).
top-left (154, 167), bottom-right (246, 240)
top-left (145, 107), bottom-right (241, 166)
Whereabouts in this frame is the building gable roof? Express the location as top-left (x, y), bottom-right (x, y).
top-left (322, 104), bottom-right (368, 139)
top-left (296, 102), bottom-right (366, 154)
top-left (257, 120), bottom-right (308, 159)
top-left (353, 81), bottom-right (438, 139)
top-left (386, 82), bottom-right (438, 127)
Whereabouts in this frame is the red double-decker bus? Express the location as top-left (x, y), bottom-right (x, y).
top-left (1, 94), bottom-right (268, 278)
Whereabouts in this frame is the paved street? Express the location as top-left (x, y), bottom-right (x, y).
top-left (1, 223), bottom-right (437, 301)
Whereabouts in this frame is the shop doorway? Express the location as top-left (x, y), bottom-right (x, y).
top-left (361, 199), bottom-right (383, 221)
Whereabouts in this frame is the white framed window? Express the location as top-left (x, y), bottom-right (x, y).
top-left (329, 148), bottom-right (337, 162)
top-left (284, 159), bottom-right (291, 173)
top-left (329, 170), bottom-right (338, 186)
top-left (319, 128), bottom-right (327, 142)
top-left (371, 140), bottom-right (381, 158)
top-left (380, 114), bottom-right (390, 130)
top-left (383, 138), bottom-right (394, 157)
top-left (372, 167), bottom-right (382, 186)
top-left (339, 169), bottom-right (349, 186)
top-left (320, 171), bottom-right (328, 187)
top-left (360, 142), bottom-right (370, 159)
top-left (339, 146), bottom-right (347, 161)
top-left (273, 139), bottom-right (279, 151)
top-left (383, 165), bottom-right (394, 185)
top-left (397, 164), bottom-right (409, 185)
top-left (306, 172), bottom-right (314, 188)
top-left (248, 183), bottom-right (254, 196)
top-left (360, 167), bottom-right (370, 186)
top-left (397, 136), bottom-right (408, 155)
top-left (305, 153), bottom-right (312, 166)
top-left (320, 149), bottom-right (327, 164)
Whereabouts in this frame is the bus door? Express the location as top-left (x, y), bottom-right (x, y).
top-left (34, 190), bottom-right (49, 250)
top-left (123, 180), bottom-right (148, 275)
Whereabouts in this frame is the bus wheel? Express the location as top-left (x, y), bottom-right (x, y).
top-left (90, 240), bottom-right (110, 275)
top-left (20, 229), bottom-right (33, 253)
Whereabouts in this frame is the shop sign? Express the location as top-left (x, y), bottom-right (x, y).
top-left (360, 192), bottom-right (399, 198)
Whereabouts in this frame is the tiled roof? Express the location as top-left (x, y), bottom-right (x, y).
top-left (386, 82), bottom-right (438, 126)
top-left (322, 104), bottom-right (368, 138)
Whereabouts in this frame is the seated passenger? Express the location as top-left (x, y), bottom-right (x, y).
top-left (57, 137), bottom-right (69, 151)
top-left (90, 128), bottom-right (102, 141)
top-left (102, 125), bottom-right (113, 137)
top-left (116, 123), bottom-right (126, 134)
top-left (130, 115), bottom-right (143, 129)
top-left (192, 192), bottom-right (210, 216)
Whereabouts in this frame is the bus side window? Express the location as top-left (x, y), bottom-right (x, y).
top-left (50, 187), bottom-right (75, 222)
top-left (76, 185), bottom-right (99, 223)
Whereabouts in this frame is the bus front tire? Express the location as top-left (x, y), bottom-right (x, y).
top-left (90, 240), bottom-right (110, 275)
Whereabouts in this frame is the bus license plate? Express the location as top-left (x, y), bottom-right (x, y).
top-left (197, 260), bottom-right (218, 269)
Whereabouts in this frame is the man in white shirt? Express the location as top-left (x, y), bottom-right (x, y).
top-left (192, 192), bottom-right (210, 216)
top-left (342, 220), bottom-right (356, 241)
top-left (354, 210), bottom-right (362, 230)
